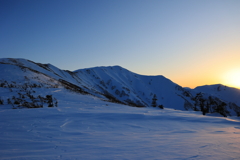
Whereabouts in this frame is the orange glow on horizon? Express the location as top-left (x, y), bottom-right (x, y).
top-left (170, 52), bottom-right (240, 89)
top-left (222, 68), bottom-right (240, 89)
top-left (169, 67), bottom-right (240, 90)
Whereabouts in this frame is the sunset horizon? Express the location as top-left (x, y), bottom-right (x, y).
top-left (1, 0), bottom-right (240, 89)
top-left (1, 0), bottom-right (240, 157)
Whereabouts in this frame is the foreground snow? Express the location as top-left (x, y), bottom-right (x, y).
top-left (0, 89), bottom-right (240, 160)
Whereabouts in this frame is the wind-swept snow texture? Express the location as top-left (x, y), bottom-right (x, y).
top-left (0, 90), bottom-right (240, 160)
top-left (1, 58), bottom-right (240, 116)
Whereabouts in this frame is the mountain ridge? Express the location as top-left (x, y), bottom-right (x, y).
top-left (0, 58), bottom-right (240, 117)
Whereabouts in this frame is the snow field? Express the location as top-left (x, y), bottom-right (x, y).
top-left (0, 89), bottom-right (240, 160)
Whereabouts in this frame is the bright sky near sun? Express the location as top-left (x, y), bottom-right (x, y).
top-left (0, 0), bottom-right (240, 89)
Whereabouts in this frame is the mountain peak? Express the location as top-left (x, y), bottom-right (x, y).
top-left (1, 58), bottom-right (240, 117)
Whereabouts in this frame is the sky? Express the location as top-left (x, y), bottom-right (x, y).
top-left (1, 0), bottom-right (240, 89)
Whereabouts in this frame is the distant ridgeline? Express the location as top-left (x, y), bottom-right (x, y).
top-left (0, 58), bottom-right (240, 117)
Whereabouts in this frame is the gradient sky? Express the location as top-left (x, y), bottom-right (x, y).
top-left (1, 0), bottom-right (240, 88)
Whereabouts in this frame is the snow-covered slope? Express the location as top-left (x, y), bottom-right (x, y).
top-left (194, 84), bottom-right (240, 106)
top-left (0, 58), bottom-right (185, 108)
top-left (74, 65), bottom-right (185, 109)
top-left (0, 89), bottom-right (240, 160)
top-left (0, 58), bottom-right (240, 117)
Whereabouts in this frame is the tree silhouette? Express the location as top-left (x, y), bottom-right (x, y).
top-left (151, 94), bottom-right (157, 107)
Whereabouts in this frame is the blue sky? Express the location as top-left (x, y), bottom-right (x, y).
top-left (1, 0), bottom-right (240, 88)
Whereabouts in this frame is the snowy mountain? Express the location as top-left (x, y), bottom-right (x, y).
top-left (0, 58), bottom-right (240, 117)
top-left (194, 84), bottom-right (240, 106)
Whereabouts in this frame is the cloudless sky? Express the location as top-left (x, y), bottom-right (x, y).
top-left (1, 0), bottom-right (240, 88)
